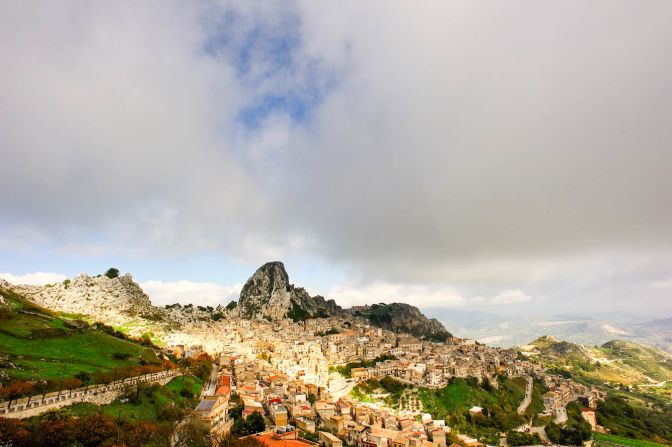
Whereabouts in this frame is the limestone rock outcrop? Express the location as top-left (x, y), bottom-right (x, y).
top-left (350, 302), bottom-right (452, 342)
top-left (238, 261), bottom-right (342, 321)
top-left (9, 273), bottom-right (170, 327)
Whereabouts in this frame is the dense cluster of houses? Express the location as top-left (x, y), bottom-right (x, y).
top-left (164, 315), bottom-right (605, 446)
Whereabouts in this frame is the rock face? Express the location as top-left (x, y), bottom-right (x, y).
top-left (0, 279), bottom-right (9, 307)
top-left (238, 261), bottom-right (342, 321)
top-left (10, 273), bottom-right (168, 326)
top-left (351, 302), bottom-right (452, 342)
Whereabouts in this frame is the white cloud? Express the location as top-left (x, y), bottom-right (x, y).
top-left (323, 282), bottom-right (471, 309)
top-left (490, 289), bottom-right (533, 305)
top-left (0, 272), bottom-right (66, 285)
top-left (140, 280), bottom-right (242, 308)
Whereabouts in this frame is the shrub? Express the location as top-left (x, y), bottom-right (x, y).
top-left (507, 430), bottom-right (541, 446)
top-left (104, 268), bottom-right (120, 279)
top-left (225, 301), bottom-right (237, 311)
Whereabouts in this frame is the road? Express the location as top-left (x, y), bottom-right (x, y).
top-left (517, 376), bottom-right (534, 415)
top-left (202, 363), bottom-right (219, 397)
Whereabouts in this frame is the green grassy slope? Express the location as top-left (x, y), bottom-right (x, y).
top-left (594, 432), bottom-right (670, 447)
top-left (417, 376), bottom-right (529, 443)
top-left (65, 376), bottom-right (203, 423)
top-left (0, 288), bottom-right (158, 383)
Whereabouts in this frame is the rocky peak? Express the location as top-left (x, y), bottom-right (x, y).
top-left (238, 261), bottom-right (341, 321)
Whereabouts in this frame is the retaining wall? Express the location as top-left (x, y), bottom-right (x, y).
top-left (0, 370), bottom-right (182, 419)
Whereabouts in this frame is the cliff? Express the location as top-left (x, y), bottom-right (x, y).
top-left (238, 261), bottom-right (343, 321)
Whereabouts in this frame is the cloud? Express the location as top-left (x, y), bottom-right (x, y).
top-left (490, 289), bottom-right (533, 305)
top-left (0, 272), bottom-right (66, 286)
top-left (140, 280), bottom-right (242, 308)
top-left (323, 282), bottom-right (477, 309)
top-left (1, 1), bottom-right (672, 316)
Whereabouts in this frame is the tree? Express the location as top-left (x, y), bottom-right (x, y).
top-left (0, 418), bottom-right (32, 447)
top-left (246, 412), bottom-right (265, 434)
top-left (225, 301), bottom-right (238, 311)
top-left (232, 412), bottom-right (266, 436)
top-left (105, 268), bottom-right (120, 279)
top-left (174, 415), bottom-right (211, 447)
top-left (507, 430), bottom-right (541, 446)
top-left (215, 434), bottom-right (265, 447)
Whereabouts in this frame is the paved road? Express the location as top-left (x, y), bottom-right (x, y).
top-left (202, 363), bottom-right (219, 397)
top-left (517, 376), bottom-right (534, 415)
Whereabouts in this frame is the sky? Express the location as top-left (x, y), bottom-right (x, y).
top-left (1, 1), bottom-right (672, 318)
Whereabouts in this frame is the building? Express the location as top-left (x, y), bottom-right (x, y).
top-left (195, 395), bottom-right (233, 436)
top-left (320, 431), bottom-right (343, 447)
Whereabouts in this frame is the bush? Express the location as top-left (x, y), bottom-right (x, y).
top-left (232, 411), bottom-right (265, 436)
top-left (180, 388), bottom-right (194, 398)
top-left (104, 268), bottom-right (120, 279)
top-left (225, 301), bottom-right (237, 311)
top-left (507, 430), bottom-right (541, 446)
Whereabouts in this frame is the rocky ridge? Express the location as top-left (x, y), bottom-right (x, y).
top-left (237, 261), bottom-right (452, 341)
top-left (2, 261), bottom-right (453, 342)
top-left (6, 273), bottom-right (172, 329)
top-left (238, 261), bottom-right (343, 321)
top-left (351, 302), bottom-right (452, 342)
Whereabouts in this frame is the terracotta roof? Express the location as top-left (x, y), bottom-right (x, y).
top-left (216, 385), bottom-right (230, 396)
top-left (255, 433), bottom-right (314, 447)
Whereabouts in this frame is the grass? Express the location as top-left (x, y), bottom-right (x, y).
top-left (526, 380), bottom-right (548, 417)
top-left (66, 376), bottom-right (203, 423)
top-left (594, 432), bottom-right (669, 447)
top-left (0, 293), bottom-right (157, 382)
top-left (419, 376), bottom-right (527, 418)
top-left (417, 376), bottom-right (528, 442)
top-left (419, 379), bottom-right (471, 413)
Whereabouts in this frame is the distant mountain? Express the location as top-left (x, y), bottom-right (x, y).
top-left (238, 261), bottom-right (343, 321)
top-left (520, 336), bottom-right (672, 386)
top-left (436, 310), bottom-right (672, 353)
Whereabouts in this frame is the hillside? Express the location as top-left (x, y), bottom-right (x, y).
top-left (0, 285), bottom-right (161, 393)
top-left (351, 303), bottom-right (452, 342)
top-left (519, 336), bottom-right (672, 386)
top-left (436, 311), bottom-right (672, 354)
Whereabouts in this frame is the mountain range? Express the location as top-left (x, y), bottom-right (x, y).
top-left (434, 309), bottom-right (672, 354)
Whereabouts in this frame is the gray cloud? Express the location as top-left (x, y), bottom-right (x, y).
top-left (1, 1), bottom-right (672, 315)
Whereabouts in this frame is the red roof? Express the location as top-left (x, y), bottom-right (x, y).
top-left (216, 386), bottom-right (230, 396)
top-left (256, 433), bottom-right (313, 447)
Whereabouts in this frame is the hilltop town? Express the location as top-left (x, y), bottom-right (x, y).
top-left (163, 311), bottom-right (607, 444)
top-left (1, 262), bottom-right (621, 447)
